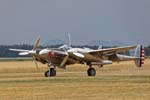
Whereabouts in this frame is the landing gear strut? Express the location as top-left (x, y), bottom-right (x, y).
top-left (45, 68), bottom-right (56, 77)
top-left (87, 67), bottom-right (96, 76)
top-left (45, 63), bottom-right (56, 77)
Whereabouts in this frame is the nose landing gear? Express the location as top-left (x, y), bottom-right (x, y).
top-left (45, 68), bottom-right (56, 77)
top-left (44, 63), bottom-right (56, 77)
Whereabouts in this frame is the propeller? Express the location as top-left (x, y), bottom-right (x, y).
top-left (59, 52), bottom-right (85, 67)
top-left (57, 33), bottom-right (72, 67)
top-left (60, 55), bottom-right (69, 67)
top-left (30, 37), bottom-right (40, 69)
top-left (33, 55), bottom-right (39, 69)
top-left (33, 36), bottom-right (40, 50)
top-left (10, 37), bottom-right (40, 69)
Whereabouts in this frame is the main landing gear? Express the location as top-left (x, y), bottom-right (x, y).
top-left (87, 67), bottom-right (96, 76)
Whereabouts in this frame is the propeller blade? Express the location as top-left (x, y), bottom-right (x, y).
top-left (9, 37), bottom-right (40, 56)
top-left (33, 55), bottom-right (39, 69)
top-left (60, 55), bottom-right (69, 67)
top-left (33, 37), bottom-right (40, 50)
top-left (19, 52), bottom-right (29, 56)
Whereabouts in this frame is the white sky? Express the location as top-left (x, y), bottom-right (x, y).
top-left (0, 0), bottom-right (149, 46)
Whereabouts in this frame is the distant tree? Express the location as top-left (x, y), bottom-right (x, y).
top-left (145, 46), bottom-right (150, 56)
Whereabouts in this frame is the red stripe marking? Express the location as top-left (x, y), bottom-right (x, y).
top-left (141, 48), bottom-right (145, 65)
top-left (141, 62), bottom-right (144, 64)
top-left (141, 58), bottom-right (145, 60)
top-left (49, 51), bottom-right (56, 58)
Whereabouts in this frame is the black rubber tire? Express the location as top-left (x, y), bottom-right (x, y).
top-left (45, 70), bottom-right (49, 77)
top-left (44, 68), bottom-right (56, 77)
top-left (50, 68), bottom-right (56, 76)
top-left (87, 68), bottom-right (96, 76)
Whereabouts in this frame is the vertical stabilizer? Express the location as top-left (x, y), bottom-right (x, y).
top-left (134, 45), bottom-right (145, 67)
top-left (98, 45), bottom-right (103, 50)
top-left (68, 33), bottom-right (71, 47)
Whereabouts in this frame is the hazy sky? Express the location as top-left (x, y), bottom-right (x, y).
top-left (0, 0), bottom-right (149, 45)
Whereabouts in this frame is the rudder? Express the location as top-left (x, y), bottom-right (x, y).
top-left (134, 45), bottom-right (145, 67)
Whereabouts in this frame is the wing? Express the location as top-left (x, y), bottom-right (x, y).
top-left (88, 45), bottom-right (137, 56)
top-left (9, 48), bottom-right (30, 52)
top-left (67, 46), bottom-right (137, 61)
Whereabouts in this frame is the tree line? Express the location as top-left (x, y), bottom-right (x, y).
top-left (0, 44), bottom-right (149, 57)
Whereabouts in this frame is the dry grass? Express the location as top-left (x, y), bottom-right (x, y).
top-left (0, 60), bottom-right (150, 100)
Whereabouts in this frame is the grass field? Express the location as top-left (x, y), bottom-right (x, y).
top-left (0, 60), bottom-right (150, 100)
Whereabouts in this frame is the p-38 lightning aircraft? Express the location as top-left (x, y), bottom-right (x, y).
top-left (10, 37), bottom-right (145, 77)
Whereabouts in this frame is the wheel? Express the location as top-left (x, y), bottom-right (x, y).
top-left (44, 68), bottom-right (56, 77)
top-left (50, 68), bottom-right (56, 76)
top-left (87, 68), bottom-right (96, 76)
top-left (45, 70), bottom-right (49, 77)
